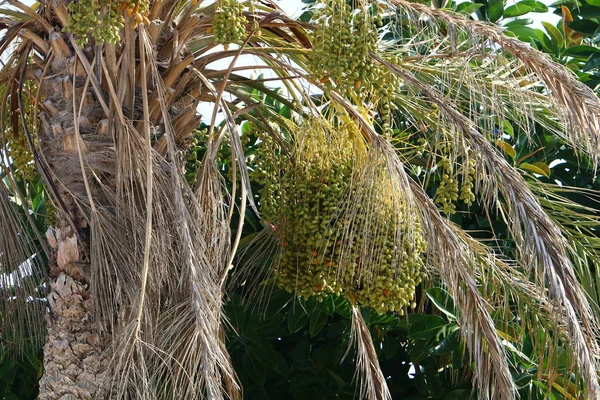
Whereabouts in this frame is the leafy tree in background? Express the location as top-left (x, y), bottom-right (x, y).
top-left (1, 0), bottom-right (600, 399)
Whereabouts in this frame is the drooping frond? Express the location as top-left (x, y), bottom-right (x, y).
top-left (387, 0), bottom-right (600, 167)
top-left (346, 305), bottom-right (392, 400)
top-left (0, 182), bottom-right (47, 351)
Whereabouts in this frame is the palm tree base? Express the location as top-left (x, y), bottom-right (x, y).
top-left (38, 225), bottom-right (108, 400)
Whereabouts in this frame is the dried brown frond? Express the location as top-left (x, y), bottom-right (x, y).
top-left (346, 305), bottom-right (392, 400)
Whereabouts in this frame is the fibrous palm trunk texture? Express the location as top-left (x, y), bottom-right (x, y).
top-left (36, 51), bottom-right (112, 398)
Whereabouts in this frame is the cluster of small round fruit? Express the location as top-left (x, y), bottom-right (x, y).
top-left (212, 0), bottom-right (248, 47)
top-left (65, 0), bottom-right (149, 45)
top-left (309, 0), bottom-right (382, 97)
top-left (6, 132), bottom-right (36, 182)
top-left (253, 121), bottom-right (426, 313)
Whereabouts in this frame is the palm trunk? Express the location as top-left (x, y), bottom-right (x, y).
top-left (38, 225), bottom-right (108, 399)
top-left (35, 50), bottom-right (114, 399)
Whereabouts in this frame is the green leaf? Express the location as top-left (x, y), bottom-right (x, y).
top-left (452, 344), bottom-right (465, 369)
top-left (542, 22), bottom-right (564, 49)
top-left (287, 305), bottom-right (308, 334)
top-left (487, 0), bottom-right (504, 22)
top-left (456, 2), bottom-right (483, 14)
top-left (279, 105), bottom-right (292, 119)
top-left (289, 374), bottom-right (316, 398)
top-left (309, 309), bottom-right (328, 337)
top-left (519, 0), bottom-right (548, 11)
top-left (431, 330), bottom-right (460, 355)
top-left (445, 389), bottom-right (473, 399)
top-left (494, 140), bottom-right (517, 159)
top-left (520, 162), bottom-right (549, 176)
top-left (504, 3), bottom-right (534, 17)
top-left (504, 18), bottom-right (534, 27)
top-left (242, 351), bottom-right (267, 386)
top-left (503, 120), bottom-right (514, 136)
top-left (530, 162), bottom-right (551, 176)
top-left (568, 19), bottom-right (600, 35)
top-left (409, 338), bottom-right (430, 364)
top-left (316, 295), bottom-right (335, 315)
top-left (247, 344), bottom-right (278, 369)
top-left (275, 353), bottom-right (290, 377)
top-left (564, 45), bottom-right (600, 57)
top-left (408, 315), bottom-right (446, 340)
top-left (383, 335), bottom-right (400, 359)
top-left (426, 287), bottom-right (457, 319)
top-left (583, 52), bottom-right (600, 71)
top-left (264, 289), bottom-right (291, 318)
top-left (574, 5), bottom-right (600, 18)
top-left (506, 26), bottom-right (543, 42)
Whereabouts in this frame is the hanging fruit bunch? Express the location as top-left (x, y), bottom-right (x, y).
top-left (1, 82), bottom-right (39, 182)
top-left (254, 119), bottom-right (426, 314)
top-left (211, 0), bottom-right (248, 48)
top-left (434, 138), bottom-right (477, 214)
top-left (65, 0), bottom-right (149, 45)
top-left (6, 130), bottom-right (36, 182)
top-left (309, 0), bottom-right (382, 97)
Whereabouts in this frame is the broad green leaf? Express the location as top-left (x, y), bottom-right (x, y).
top-left (242, 352), bottom-right (267, 386)
top-left (431, 330), bottom-right (460, 355)
top-left (247, 344), bottom-right (278, 368)
top-left (279, 105), bottom-right (291, 119)
top-left (328, 370), bottom-right (346, 388)
top-left (494, 140), bottom-right (517, 159)
top-left (503, 120), bottom-right (514, 136)
top-left (408, 315), bottom-right (446, 340)
top-left (568, 19), bottom-right (600, 35)
top-left (309, 309), bottom-right (329, 337)
top-left (426, 287), bottom-right (456, 319)
top-left (542, 22), bottom-right (564, 49)
top-left (520, 162), bottom-right (549, 176)
top-left (520, 0), bottom-right (548, 12)
top-left (504, 18), bottom-right (534, 27)
top-left (446, 389), bottom-right (473, 399)
top-left (564, 45), bottom-right (600, 57)
top-left (571, 5), bottom-right (600, 18)
top-left (456, 2), bottom-right (483, 14)
top-left (487, 0), bottom-right (504, 22)
top-left (583, 52), bottom-right (600, 71)
top-left (531, 162), bottom-right (551, 176)
top-left (506, 26), bottom-right (543, 42)
top-left (504, 3), bottom-right (534, 17)
top-left (409, 338), bottom-right (430, 363)
top-left (383, 335), bottom-right (400, 359)
top-left (287, 305), bottom-right (308, 333)
top-left (275, 353), bottom-right (290, 377)
top-left (316, 295), bottom-right (335, 315)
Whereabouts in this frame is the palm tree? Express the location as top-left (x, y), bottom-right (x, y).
top-left (2, 0), bottom-right (600, 398)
